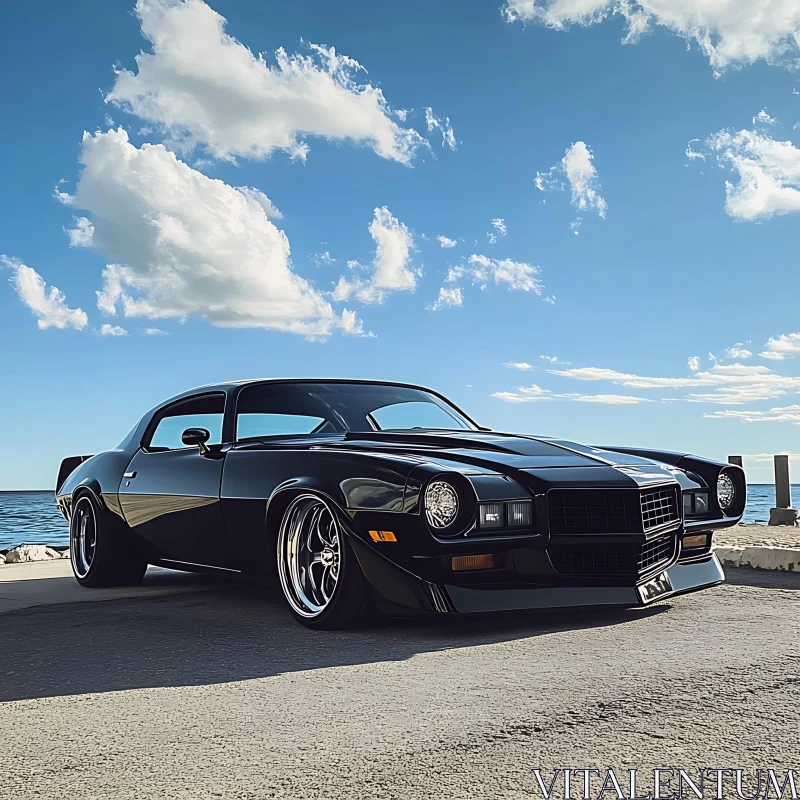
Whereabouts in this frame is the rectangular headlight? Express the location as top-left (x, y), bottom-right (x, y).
top-left (693, 491), bottom-right (710, 514)
top-left (479, 503), bottom-right (504, 529)
top-left (507, 500), bottom-right (533, 527)
top-left (683, 490), bottom-right (710, 516)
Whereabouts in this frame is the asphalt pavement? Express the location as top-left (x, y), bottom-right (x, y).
top-left (2, 567), bottom-right (799, 799)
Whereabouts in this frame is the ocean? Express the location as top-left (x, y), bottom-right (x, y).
top-left (0, 485), bottom-right (793, 551)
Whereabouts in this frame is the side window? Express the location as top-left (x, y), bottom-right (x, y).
top-left (147, 394), bottom-right (225, 451)
top-left (237, 413), bottom-right (326, 440)
top-left (234, 384), bottom-right (339, 441)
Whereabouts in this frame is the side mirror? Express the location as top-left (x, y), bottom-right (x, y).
top-left (182, 427), bottom-right (211, 455)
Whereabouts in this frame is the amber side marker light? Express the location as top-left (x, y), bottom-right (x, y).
top-left (369, 530), bottom-right (397, 542)
top-left (452, 554), bottom-right (496, 571)
top-left (683, 534), bottom-right (710, 549)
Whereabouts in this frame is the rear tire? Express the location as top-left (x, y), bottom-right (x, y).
top-left (70, 492), bottom-right (147, 587)
top-left (277, 494), bottom-right (372, 630)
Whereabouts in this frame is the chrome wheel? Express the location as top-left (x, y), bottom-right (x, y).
top-left (278, 495), bottom-right (341, 618)
top-left (70, 496), bottom-right (97, 579)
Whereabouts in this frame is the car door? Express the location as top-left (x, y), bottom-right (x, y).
top-left (118, 392), bottom-right (235, 568)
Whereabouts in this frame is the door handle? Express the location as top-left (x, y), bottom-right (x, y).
top-left (123, 471), bottom-right (137, 479)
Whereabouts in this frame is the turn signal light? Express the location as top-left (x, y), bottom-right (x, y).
top-left (452, 553), bottom-right (496, 571)
top-left (369, 530), bottom-right (397, 542)
top-left (682, 533), bottom-right (709, 550)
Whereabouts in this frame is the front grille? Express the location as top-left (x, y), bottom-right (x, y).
top-left (547, 490), bottom-right (638, 535)
top-left (550, 535), bottom-right (675, 578)
top-left (638, 535), bottom-right (674, 572)
top-left (548, 486), bottom-right (681, 536)
top-left (641, 487), bottom-right (680, 531)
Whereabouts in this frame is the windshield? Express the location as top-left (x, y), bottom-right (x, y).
top-left (235, 382), bottom-right (476, 440)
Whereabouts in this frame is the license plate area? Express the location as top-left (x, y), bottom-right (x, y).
top-left (638, 571), bottom-right (673, 604)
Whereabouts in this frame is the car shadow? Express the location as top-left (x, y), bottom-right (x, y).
top-left (0, 574), bottom-right (670, 702)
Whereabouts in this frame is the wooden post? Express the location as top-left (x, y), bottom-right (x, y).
top-left (728, 455), bottom-right (743, 467)
top-left (774, 454), bottom-right (791, 509)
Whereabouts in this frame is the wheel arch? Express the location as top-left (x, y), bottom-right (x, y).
top-left (265, 479), bottom-right (352, 543)
top-left (66, 482), bottom-right (103, 521)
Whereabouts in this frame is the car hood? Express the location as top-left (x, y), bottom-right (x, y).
top-left (325, 430), bottom-right (681, 472)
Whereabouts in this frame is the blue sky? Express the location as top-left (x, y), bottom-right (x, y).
top-left (2, 0), bottom-right (800, 488)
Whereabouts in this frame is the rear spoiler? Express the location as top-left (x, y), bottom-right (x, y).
top-left (56, 455), bottom-right (94, 494)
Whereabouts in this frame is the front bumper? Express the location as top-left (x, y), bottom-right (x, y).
top-left (351, 536), bottom-right (724, 615)
top-left (443, 554), bottom-right (724, 613)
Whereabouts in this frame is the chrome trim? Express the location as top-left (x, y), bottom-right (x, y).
top-left (425, 582), bottom-right (454, 613)
top-left (155, 559), bottom-right (241, 573)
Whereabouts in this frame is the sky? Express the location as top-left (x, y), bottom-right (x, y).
top-left (2, 0), bottom-right (800, 489)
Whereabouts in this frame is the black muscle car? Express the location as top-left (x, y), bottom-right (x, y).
top-left (56, 379), bottom-right (744, 629)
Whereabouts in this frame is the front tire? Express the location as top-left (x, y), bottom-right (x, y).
top-left (70, 493), bottom-right (147, 587)
top-left (277, 494), bottom-right (371, 630)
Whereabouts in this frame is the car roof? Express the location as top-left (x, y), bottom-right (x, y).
top-left (160, 378), bottom-right (442, 406)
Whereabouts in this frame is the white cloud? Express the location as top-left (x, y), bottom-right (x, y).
top-left (548, 362), bottom-right (800, 404)
top-left (685, 139), bottom-right (706, 161)
top-left (540, 355), bottom-right (571, 364)
top-left (759, 332), bottom-right (800, 360)
top-left (688, 355), bottom-right (701, 372)
top-left (340, 308), bottom-right (368, 336)
top-left (332, 207), bottom-right (417, 304)
top-left (504, 361), bottom-right (534, 370)
top-left (492, 384), bottom-right (553, 403)
top-left (725, 343), bottom-right (752, 359)
top-left (444, 254), bottom-right (545, 305)
top-left (65, 216), bottom-right (95, 248)
top-left (492, 383), bottom-right (652, 404)
top-left (144, 327), bottom-right (166, 335)
top-left (753, 109), bottom-right (777, 126)
top-left (706, 127), bottom-right (800, 221)
top-left (234, 187), bottom-right (282, 219)
top-left (428, 286), bottom-right (463, 311)
top-left (491, 218), bottom-right (507, 236)
top-left (107, 0), bottom-right (428, 165)
top-left (314, 251), bottom-right (338, 267)
top-left (705, 405), bottom-right (800, 424)
top-left (466, 254), bottom-right (543, 292)
top-left (535, 142), bottom-right (607, 220)
top-left (503, 0), bottom-right (800, 75)
top-left (424, 107), bottom-right (457, 151)
top-left (2, 255), bottom-right (88, 331)
top-left (73, 128), bottom-right (359, 338)
top-left (436, 235), bottom-right (457, 248)
top-left (570, 394), bottom-right (653, 404)
top-left (53, 181), bottom-right (75, 206)
top-left (99, 323), bottom-right (128, 336)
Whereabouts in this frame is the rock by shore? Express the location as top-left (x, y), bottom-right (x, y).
top-left (2, 544), bottom-right (70, 564)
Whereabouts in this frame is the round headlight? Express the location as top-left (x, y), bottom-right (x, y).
top-left (717, 472), bottom-right (736, 511)
top-left (424, 480), bottom-right (459, 529)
